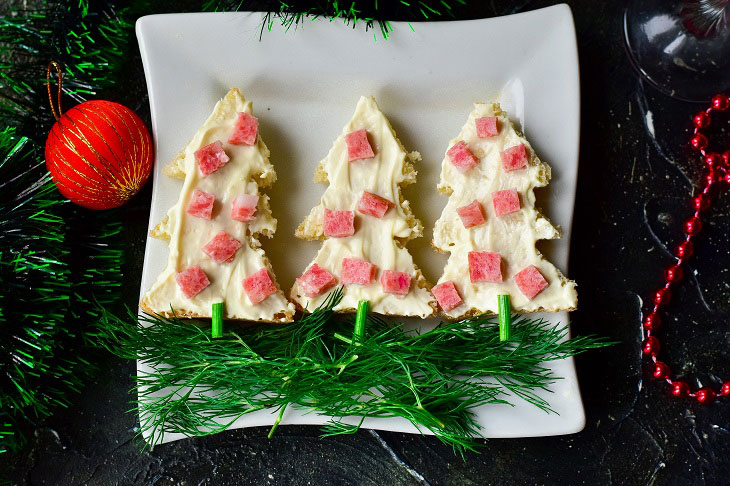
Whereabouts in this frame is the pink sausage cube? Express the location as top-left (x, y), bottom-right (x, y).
top-left (456, 200), bottom-right (485, 229)
top-left (175, 265), bottom-right (210, 299)
top-left (380, 270), bottom-right (411, 296)
top-left (357, 191), bottom-right (392, 218)
top-left (195, 140), bottom-right (230, 176)
top-left (243, 268), bottom-right (277, 305)
top-left (492, 190), bottom-right (521, 217)
top-left (432, 281), bottom-right (463, 312)
top-left (231, 194), bottom-right (259, 222)
top-left (186, 189), bottom-right (215, 220)
top-left (341, 257), bottom-right (377, 286)
top-left (228, 112), bottom-right (259, 146)
top-left (468, 251), bottom-right (503, 283)
top-left (514, 265), bottom-right (549, 300)
top-left (202, 231), bottom-right (242, 264)
top-left (323, 209), bottom-right (355, 238)
top-left (296, 264), bottom-right (337, 298)
top-left (476, 116), bottom-right (499, 138)
top-left (345, 129), bottom-right (375, 162)
top-left (447, 141), bottom-right (479, 172)
top-left (500, 144), bottom-right (529, 172)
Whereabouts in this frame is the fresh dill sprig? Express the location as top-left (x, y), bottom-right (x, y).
top-left (95, 289), bottom-right (613, 455)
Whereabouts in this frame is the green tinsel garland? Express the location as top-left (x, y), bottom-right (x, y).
top-left (0, 0), bottom-right (130, 453)
top-left (205, 0), bottom-right (460, 39)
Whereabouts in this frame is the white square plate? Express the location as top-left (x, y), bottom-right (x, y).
top-left (136, 4), bottom-right (583, 444)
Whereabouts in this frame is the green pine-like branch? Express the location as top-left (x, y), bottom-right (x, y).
top-left (0, 1), bottom-right (130, 453)
top-left (95, 289), bottom-right (614, 455)
top-left (202, 0), bottom-right (467, 39)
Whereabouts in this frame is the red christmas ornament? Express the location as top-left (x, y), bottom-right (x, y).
top-left (670, 381), bottom-right (689, 398)
top-left (695, 387), bottom-right (715, 405)
top-left (44, 62), bottom-right (153, 210)
top-left (643, 93), bottom-right (729, 404)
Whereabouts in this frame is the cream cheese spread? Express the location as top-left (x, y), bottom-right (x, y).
top-left (291, 96), bottom-right (436, 317)
top-left (141, 89), bottom-right (294, 322)
top-left (434, 103), bottom-right (577, 317)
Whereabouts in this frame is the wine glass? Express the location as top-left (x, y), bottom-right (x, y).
top-left (623, 0), bottom-right (730, 102)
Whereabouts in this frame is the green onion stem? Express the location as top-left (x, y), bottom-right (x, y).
top-left (498, 295), bottom-right (511, 341)
top-left (212, 302), bottom-right (224, 339)
top-left (354, 300), bottom-right (368, 342)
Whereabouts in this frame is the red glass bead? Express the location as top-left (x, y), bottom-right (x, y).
top-left (690, 134), bottom-right (708, 150)
top-left (653, 361), bottom-right (670, 380)
top-left (643, 313), bottom-right (661, 331)
top-left (692, 112), bottom-right (710, 128)
top-left (705, 153), bottom-right (723, 168)
top-left (720, 382), bottom-right (730, 396)
top-left (705, 172), bottom-right (718, 187)
top-left (653, 288), bottom-right (671, 306)
top-left (670, 381), bottom-right (689, 398)
top-left (665, 264), bottom-right (684, 283)
top-left (642, 336), bottom-right (660, 356)
top-left (692, 194), bottom-right (711, 212)
top-left (684, 217), bottom-right (702, 236)
top-left (711, 93), bottom-right (729, 111)
top-left (696, 387), bottom-right (716, 405)
top-left (723, 151), bottom-right (729, 165)
top-left (675, 241), bottom-right (694, 259)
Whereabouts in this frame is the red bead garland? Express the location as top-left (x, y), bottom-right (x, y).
top-left (643, 93), bottom-right (729, 404)
top-left (643, 312), bottom-right (661, 331)
top-left (690, 133), bottom-right (708, 150)
top-left (711, 94), bottom-right (729, 111)
top-left (696, 388), bottom-right (715, 405)
top-left (670, 381), bottom-right (689, 398)
top-left (653, 361), bottom-right (671, 380)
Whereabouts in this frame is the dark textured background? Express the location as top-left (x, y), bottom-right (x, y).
top-left (2, 1), bottom-right (730, 484)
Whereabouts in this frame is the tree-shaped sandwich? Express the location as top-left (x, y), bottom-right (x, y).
top-left (432, 104), bottom-right (577, 319)
top-left (141, 89), bottom-right (295, 322)
top-left (291, 96), bottom-right (436, 317)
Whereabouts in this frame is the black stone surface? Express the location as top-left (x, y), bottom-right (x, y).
top-left (3, 1), bottom-right (730, 484)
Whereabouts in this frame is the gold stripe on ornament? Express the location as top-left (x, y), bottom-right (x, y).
top-left (73, 105), bottom-right (131, 183)
top-left (49, 130), bottom-right (112, 195)
top-left (80, 103), bottom-right (148, 196)
top-left (49, 149), bottom-right (111, 200)
top-left (53, 122), bottom-right (117, 189)
top-left (58, 113), bottom-right (124, 189)
top-left (94, 104), bottom-right (139, 188)
top-left (105, 103), bottom-right (150, 190)
top-left (63, 109), bottom-right (125, 186)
